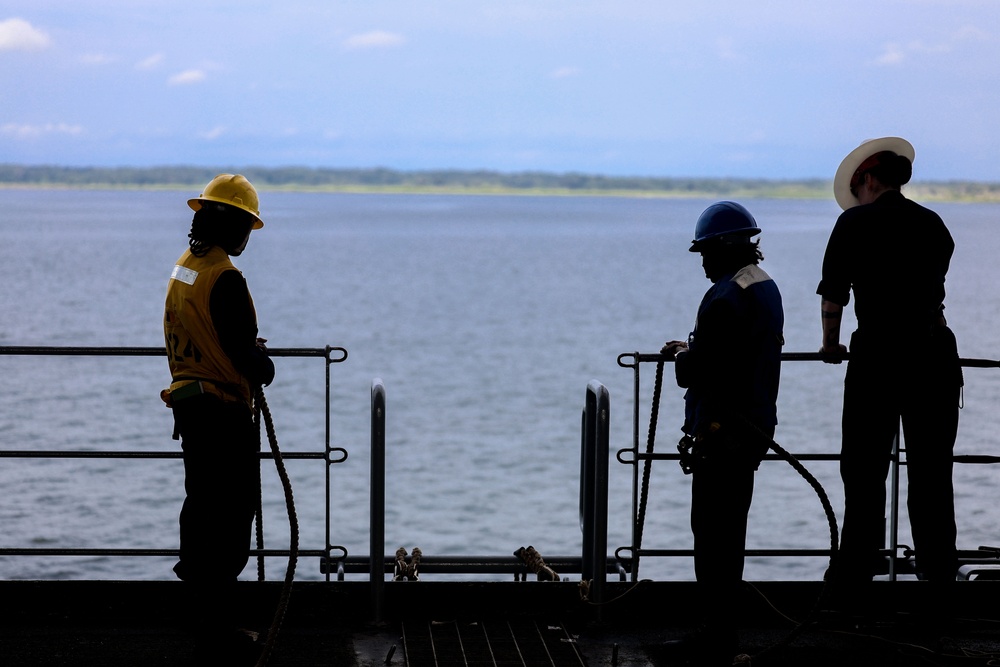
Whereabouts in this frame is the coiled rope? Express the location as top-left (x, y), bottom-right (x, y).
top-left (633, 350), bottom-right (668, 575)
top-left (253, 387), bottom-right (299, 667)
top-left (514, 545), bottom-right (561, 581)
top-left (635, 351), bottom-right (840, 662)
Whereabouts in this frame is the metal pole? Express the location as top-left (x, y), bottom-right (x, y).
top-left (325, 347), bottom-right (333, 583)
top-left (370, 379), bottom-right (386, 622)
top-left (590, 381), bottom-right (610, 610)
top-left (889, 422), bottom-right (901, 581)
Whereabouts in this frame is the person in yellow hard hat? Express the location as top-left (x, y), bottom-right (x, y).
top-left (163, 174), bottom-right (274, 663)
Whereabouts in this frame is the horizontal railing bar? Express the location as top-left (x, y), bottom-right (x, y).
top-left (10, 446), bottom-right (979, 466)
top-left (0, 548), bottom-right (328, 558)
top-left (953, 455), bottom-right (1000, 464)
top-left (0, 450), bottom-right (326, 459)
top-left (635, 548), bottom-right (833, 558)
top-left (625, 351), bottom-right (999, 368)
top-left (325, 554), bottom-right (625, 574)
top-left (630, 451), bottom-right (840, 462)
top-left (0, 346), bottom-right (341, 359)
top-left (628, 452), bottom-right (1000, 465)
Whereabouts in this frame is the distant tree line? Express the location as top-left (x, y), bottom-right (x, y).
top-left (1, 164), bottom-right (998, 201)
top-left (0, 164), bottom-right (823, 193)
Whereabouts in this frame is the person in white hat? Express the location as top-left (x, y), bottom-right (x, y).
top-left (817, 138), bottom-right (962, 594)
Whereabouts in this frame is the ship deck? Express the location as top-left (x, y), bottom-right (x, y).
top-left (3, 579), bottom-right (1000, 666)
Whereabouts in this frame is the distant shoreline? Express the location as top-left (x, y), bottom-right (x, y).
top-left (2, 165), bottom-right (999, 202)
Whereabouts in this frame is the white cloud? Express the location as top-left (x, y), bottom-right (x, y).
top-left (875, 41), bottom-right (953, 66)
top-left (0, 17), bottom-right (50, 52)
top-left (875, 43), bottom-right (907, 65)
top-left (199, 126), bottom-right (226, 140)
top-left (550, 66), bottom-right (580, 79)
top-left (875, 27), bottom-right (986, 66)
top-left (342, 30), bottom-right (405, 51)
top-left (1, 122), bottom-right (83, 138)
top-left (136, 53), bottom-right (164, 70)
top-left (81, 53), bottom-right (116, 66)
top-left (168, 69), bottom-right (206, 85)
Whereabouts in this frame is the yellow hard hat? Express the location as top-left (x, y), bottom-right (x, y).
top-left (188, 174), bottom-right (264, 229)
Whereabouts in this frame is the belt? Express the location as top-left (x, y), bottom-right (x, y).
top-left (168, 378), bottom-right (244, 404)
top-left (169, 381), bottom-right (206, 402)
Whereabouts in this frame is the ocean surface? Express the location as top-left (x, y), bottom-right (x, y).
top-left (1, 189), bottom-right (999, 583)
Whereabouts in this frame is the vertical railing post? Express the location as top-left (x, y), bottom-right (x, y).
top-left (580, 404), bottom-right (593, 579)
top-left (580, 380), bottom-right (610, 611)
top-left (324, 347), bottom-right (333, 582)
top-left (888, 422), bottom-right (901, 581)
top-left (370, 379), bottom-right (386, 622)
top-left (628, 355), bottom-right (642, 583)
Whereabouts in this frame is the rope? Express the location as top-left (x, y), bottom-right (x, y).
top-left (393, 547), bottom-right (422, 581)
top-left (253, 387), bottom-right (300, 667)
top-left (254, 406), bottom-right (265, 582)
top-left (749, 432), bottom-right (838, 664)
top-left (633, 349), bottom-right (668, 574)
top-left (514, 545), bottom-right (561, 581)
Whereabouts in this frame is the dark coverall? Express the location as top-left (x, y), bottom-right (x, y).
top-left (818, 189), bottom-right (961, 582)
top-left (171, 270), bottom-right (274, 583)
top-left (167, 266), bottom-right (274, 640)
top-left (675, 263), bottom-right (783, 628)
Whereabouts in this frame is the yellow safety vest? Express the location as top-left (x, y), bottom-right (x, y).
top-left (164, 246), bottom-right (257, 406)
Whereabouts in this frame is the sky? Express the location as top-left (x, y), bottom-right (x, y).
top-left (2, 1), bottom-right (999, 181)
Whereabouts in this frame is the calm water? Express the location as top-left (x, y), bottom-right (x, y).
top-left (1, 189), bottom-right (999, 582)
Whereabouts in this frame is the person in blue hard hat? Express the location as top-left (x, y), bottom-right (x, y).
top-left (818, 138), bottom-right (962, 591)
top-left (162, 173), bottom-right (275, 664)
top-left (661, 201), bottom-right (784, 664)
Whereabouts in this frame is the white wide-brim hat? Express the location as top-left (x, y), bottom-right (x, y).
top-left (833, 136), bottom-right (914, 210)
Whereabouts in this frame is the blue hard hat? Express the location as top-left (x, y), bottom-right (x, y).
top-left (689, 201), bottom-right (760, 252)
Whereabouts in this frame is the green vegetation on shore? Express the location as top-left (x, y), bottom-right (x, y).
top-left (2, 164), bottom-right (999, 202)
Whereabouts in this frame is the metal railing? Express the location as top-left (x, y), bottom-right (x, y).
top-left (0, 345), bottom-right (349, 580)
top-left (0, 346), bottom-right (618, 607)
top-left (338, 378), bottom-right (618, 620)
top-left (615, 350), bottom-right (1000, 582)
top-left (7, 345), bottom-right (1000, 595)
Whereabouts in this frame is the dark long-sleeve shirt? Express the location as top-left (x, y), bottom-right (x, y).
top-left (817, 190), bottom-right (953, 343)
top-left (210, 270), bottom-right (274, 388)
top-left (675, 263), bottom-right (784, 437)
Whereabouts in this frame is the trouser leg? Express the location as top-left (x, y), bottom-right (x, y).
top-left (174, 396), bottom-right (259, 582)
top-left (691, 458), bottom-right (756, 630)
top-left (901, 362), bottom-right (959, 581)
top-left (837, 360), bottom-right (898, 581)
top-left (172, 395), bottom-right (260, 637)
